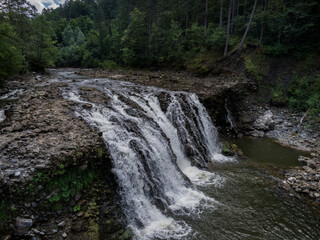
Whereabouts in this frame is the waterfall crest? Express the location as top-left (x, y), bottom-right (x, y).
top-left (64, 77), bottom-right (232, 239)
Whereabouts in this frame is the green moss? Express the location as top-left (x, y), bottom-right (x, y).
top-left (270, 87), bottom-right (287, 106)
top-left (25, 164), bottom-right (99, 210)
top-left (244, 53), bottom-right (269, 82)
top-left (120, 228), bottom-right (134, 240)
top-left (222, 142), bottom-right (242, 156)
top-left (97, 147), bottom-right (105, 158)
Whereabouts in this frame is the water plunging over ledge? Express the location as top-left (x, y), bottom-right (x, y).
top-left (54, 70), bottom-right (320, 240)
top-left (62, 72), bottom-right (231, 239)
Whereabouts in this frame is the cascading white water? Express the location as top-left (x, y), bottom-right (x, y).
top-left (63, 76), bottom-right (232, 239)
top-left (0, 109), bottom-right (5, 123)
top-left (225, 101), bottom-right (236, 129)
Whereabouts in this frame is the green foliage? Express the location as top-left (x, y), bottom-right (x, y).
top-left (121, 8), bottom-right (148, 67)
top-left (185, 52), bottom-right (214, 76)
top-left (0, 23), bottom-right (24, 83)
top-left (73, 205), bottom-right (81, 212)
top-left (185, 23), bottom-right (204, 55)
top-left (270, 87), bottom-right (287, 106)
top-left (99, 60), bottom-right (118, 70)
top-left (288, 75), bottom-right (320, 124)
top-left (120, 228), bottom-right (134, 240)
top-left (58, 26), bottom-right (85, 66)
top-left (265, 44), bottom-right (289, 57)
top-left (288, 76), bottom-right (310, 111)
top-left (206, 25), bottom-right (226, 53)
top-left (1, 0), bottom-right (320, 75)
top-left (27, 15), bottom-right (58, 71)
top-left (244, 53), bottom-right (269, 81)
top-left (27, 165), bottom-right (97, 210)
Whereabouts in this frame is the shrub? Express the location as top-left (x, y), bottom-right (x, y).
top-left (99, 60), bottom-right (117, 70)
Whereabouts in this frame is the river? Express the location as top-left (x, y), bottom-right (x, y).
top-left (52, 69), bottom-right (320, 240)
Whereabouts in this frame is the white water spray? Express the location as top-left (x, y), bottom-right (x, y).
top-left (63, 76), bottom-right (232, 239)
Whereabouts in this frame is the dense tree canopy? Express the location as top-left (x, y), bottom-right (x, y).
top-left (1, 0), bottom-right (319, 72)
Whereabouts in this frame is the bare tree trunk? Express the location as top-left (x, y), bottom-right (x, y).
top-left (231, 0), bottom-right (236, 33)
top-left (259, 0), bottom-right (268, 45)
top-left (148, 14), bottom-right (152, 59)
top-left (204, 0), bottom-right (208, 36)
top-left (232, 0), bottom-right (235, 20)
top-left (128, 0), bottom-right (131, 24)
top-left (236, 0), bottom-right (240, 16)
top-left (219, 0), bottom-right (224, 28)
top-left (238, 0), bottom-right (258, 50)
top-left (224, 0), bottom-right (232, 57)
top-left (277, 0), bottom-right (286, 44)
top-left (186, 12), bottom-right (189, 29)
top-left (196, 0), bottom-right (199, 24)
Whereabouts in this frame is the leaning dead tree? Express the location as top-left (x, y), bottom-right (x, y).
top-left (224, 0), bottom-right (232, 57)
top-left (238, 0), bottom-right (258, 50)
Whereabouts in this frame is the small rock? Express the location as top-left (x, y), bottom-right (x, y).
top-left (5, 170), bottom-right (15, 176)
top-left (58, 221), bottom-right (65, 228)
top-left (288, 177), bottom-right (296, 182)
top-left (32, 228), bottom-right (40, 234)
top-left (75, 193), bottom-right (81, 202)
top-left (76, 211), bottom-right (84, 217)
top-left (71, 220), bottom-right (84, 232)
top-left (52, 229), bottom-right (58, 234)
top-left (82, 103), bottom-right (93, 109)
top-left (16, 217), bottom-right (33, 235)
top-left (24, 203), bottom-right (31, 208)
top-left (62, 232), bottom-right (67, 238)
top-left (250, 130), bottom-right (265, 138)
top-left (35, 164), bottom-right (46, 169)
top-left (295, 188), bottom-right (302, 193)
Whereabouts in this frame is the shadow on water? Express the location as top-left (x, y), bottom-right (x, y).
top-left (182, 137), bottom-right (320, 240)
top-left (232, 137), bottom-right (310, 167)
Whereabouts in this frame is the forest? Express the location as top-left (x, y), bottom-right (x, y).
top-left (0, 0), bottom-right (320, 118)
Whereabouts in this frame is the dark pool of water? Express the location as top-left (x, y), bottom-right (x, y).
top-left (182, 138), bottom-right (320, 240)
top-left (232, 137), bottom-right (309, 167)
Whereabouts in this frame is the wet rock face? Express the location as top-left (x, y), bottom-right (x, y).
top-left (0, 82), bottom-right (101, 186)
top-left (253, 110), bottom-right (275, 131)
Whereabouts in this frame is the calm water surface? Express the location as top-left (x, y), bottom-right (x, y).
top-left (183, 138), bottom-right (320, 240)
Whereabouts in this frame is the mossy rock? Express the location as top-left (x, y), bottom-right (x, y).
top-left (222, 142), bottom-right (243, 156)
top-left (119, 228), bottom-right (134, 240)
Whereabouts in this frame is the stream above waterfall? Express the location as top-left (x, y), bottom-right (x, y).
top-left (53, 70), bottom-right (320, 240)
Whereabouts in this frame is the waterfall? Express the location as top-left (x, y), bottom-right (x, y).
top-left (0, 109), bottom-right (5, 123)
top-left (225, 100), bottom-right (236, 132)
top-left (63, 76), bottom-right (232, 239)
